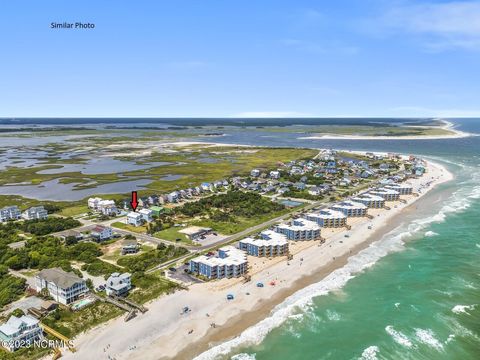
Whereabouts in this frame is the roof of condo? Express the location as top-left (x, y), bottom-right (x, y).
top-left (332, 200), bottom-right (367, 209)
top-left (370, 187), bottom-right (400, 195)
top-left (277, 217), bottom-right (321, 231)
top-left (192, 245), bottom-right (247, 266)
top-left (240, 230), bottom-right (288, 247)
top-left (306, 209), bottom-right (346, 219)
top-left (352, 193), bottom-right (385, 201)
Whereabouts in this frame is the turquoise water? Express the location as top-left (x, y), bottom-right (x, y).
top-left (194, 119), bottom-right (480, 360)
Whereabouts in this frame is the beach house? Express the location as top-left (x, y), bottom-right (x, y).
top-left (239, 230), bottom-right (289, 257)
top-left (189, 246), bottom-right (248, 279)
top-left (369, 188), bottom-right (400, 201)
top-left (331, 201), bottom-right (368, 217)
top-left (250, 169), bottom-right (261, 177)
top-left (275, 218), bottom-right (321, 241)
top-left (305, 209), bottom-right (347, 228)
top-left (87, 197), bottom-right (101, 209)
top-left (269, 170), bottom-right (280, 179)
top-left (121, 239), bottom-right (139, 255)
top-left (385, 183), bottom-right (413, 195)
top-left (0, 315), bottom-right (43, 351)
top-left (139, 208), bottom-right (153, 222)
top-left (351, 193), bottom-right (385, 208)
top-left (149, 206), bottom-right (164, 217)
top-left (21, 206), bottom-right (48, 220)
top-left (0, 206), bottom-right (21, 222)
top-left (127, 212), bottom-right (143, 226)
top-left (35, 268), bottom-right (88, 305)
top-left (105, 272), bottom-right (132, 296)
top-left (90, 225), bottom-right (113, 241)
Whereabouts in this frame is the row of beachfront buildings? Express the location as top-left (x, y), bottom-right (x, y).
top-left (0, 205), bottom-right (48, 223)
top-left (188, 183), bottom-right (414, 279)
top-left (0, 268), bottom-right (132, 352)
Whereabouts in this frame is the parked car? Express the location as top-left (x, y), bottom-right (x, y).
top-left (169, 267), bottom-right (177, 272)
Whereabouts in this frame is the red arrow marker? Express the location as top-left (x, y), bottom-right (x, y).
top-left (130, 191), bottom-right (139, 211)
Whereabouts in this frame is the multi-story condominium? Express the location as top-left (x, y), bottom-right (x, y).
top-left (189, 246), bottom-right (248, 279)
top-left (90, 225), bottom-right (113, 241)
top-left (331, 201), bottom-right (368, 217)
top-left (88, 198), bottom-right (117, 214)
top-left (127, 212), bottom-right (143, 226)
top-left (0, 206), bottom-right (21, 222)
top-left (21, 206), bottom-right (48, 220)
top-left (385, 183), bottom-right (413, 195)
top-left (0, 315), bottom-right (43, 351)
top-left (35, 268), bottom-right (88, 305)
top-left (239, 230), bottom-right (289, 257)
top-left (305, 209), bottom-right (347, 228)
top-left (87, 197), bottom-right (102, 209)
top-left (369, 188), bottom-right (400, 201)
top-left (351, 193), bottom-right (385, 208)
top-left (138, 208), bottom-right (153, 222)
top-left (105, 272), bottom-right (132, 296)
top-left (275, 218), bottom-right (321, 241)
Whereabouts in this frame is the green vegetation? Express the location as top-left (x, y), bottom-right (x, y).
top-left (154, 226), bottom-right (192, 245)
top-left (42, 302), bottom-right (123, 339)
top-left (18, 217), bottom-right (81, 236)
top-left (111, 221), bottom-right (147, 233)
top-left (128, 272), bottom-right (181, 304)
top-left (0, 265), bottom-right (26, 308)
top-left (117, 243), bottom-right (188, 272)
top-left (81, 259), bottom-right (123, 278)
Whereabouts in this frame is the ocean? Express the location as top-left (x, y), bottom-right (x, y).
top-left (191, 119), bottom-right (480, 360)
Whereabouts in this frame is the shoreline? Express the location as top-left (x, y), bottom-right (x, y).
top-left (298, 120), bottom-right (471, 140)
top-left (62, 160), bottom-right (452, 360)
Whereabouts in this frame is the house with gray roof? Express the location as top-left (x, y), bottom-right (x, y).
top-left (35, 268), bottom-right (88, 305)
top-left (0, 315), bottom-right (43, 351)
top-left (105, 272), bottom-right (132, 296)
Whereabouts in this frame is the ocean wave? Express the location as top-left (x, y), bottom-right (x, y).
top-left (414, 328), bottom-right (444, 351)
top-left (194, 168), bottom-right (478, 360)
top-left (193, 231), bottom-right (410, 360)
top-left (359, 346), bottom-right (379, 360)
top-left (452, 304), bottom-right (476, 314)
top-left (424, 231), bottom-right (438, 237)
top-left (385, 326), bottom-right (414, 348)
top-left (325, 309), bottom-right (341, 321)
top-left (230, 354), bottom-right (256, 360)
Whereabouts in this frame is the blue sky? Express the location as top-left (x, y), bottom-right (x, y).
top-left (1, 0), bottom-right (479, 117)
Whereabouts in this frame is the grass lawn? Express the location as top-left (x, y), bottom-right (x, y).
top-left (59, 204), bottom-right (89, 217)
top-left (111, 221), bottom-right (147, 233)
top-left (154, 226), bottom-right (194, 245)
top-left (192, 208), bottom-right (291, 235)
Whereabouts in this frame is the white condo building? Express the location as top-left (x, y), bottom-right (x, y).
top-left (127, 212), bottom-right (143, 226)
top-left (385, 183), bottom-right (413, 195)
top-left (351, 193), bottom-right (385, 208)
top-left (189, 246), bottom-right (248, 279)
top-left (275, 218), bottom-right (321, 241)
top-left (138, 208), bottom-right (153, 222)
top-left (305, 209), bottom-right (347, 228)
top-left (0, 315), bottom-right (43, 351)
top-left (0, 206), bottom-right (21, 222)
top-left (331, 201), bottom-right (368, 217)
top-left (35, 268), bottom-right (88, 305)
top-left (21, 206), bottom-right (48, 220)
top-left (369, 188), bottom-right (400, 201)
top-left (239, 230), bottom-right (289, 257)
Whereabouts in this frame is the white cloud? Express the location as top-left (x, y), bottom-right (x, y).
top-left (380, 1), bottom-right (480, 51)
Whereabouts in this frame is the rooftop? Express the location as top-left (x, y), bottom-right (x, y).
top-left (36, 267), bottom-right (85, 289)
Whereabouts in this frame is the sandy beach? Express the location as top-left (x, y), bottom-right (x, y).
top-left (61, 159), bottom-right (452, 360)
top-left (299, 120), bottom-right (471, 140)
